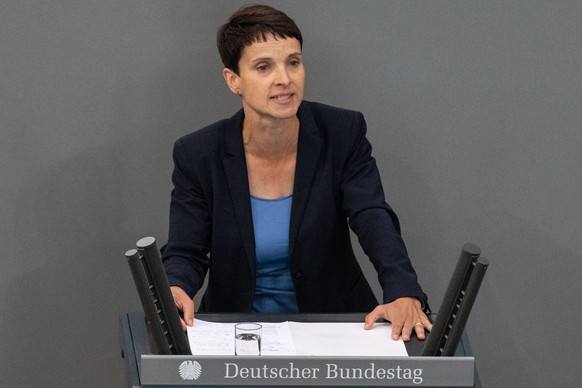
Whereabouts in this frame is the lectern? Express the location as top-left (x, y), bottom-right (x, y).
top-left (120, 239), bottom-right (485, 387)
top-left (119, 312), bottom-right (482, 387)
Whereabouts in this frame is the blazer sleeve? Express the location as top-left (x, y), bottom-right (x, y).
top-left (161, 137), bottom-right (211, 298)
top-left (340, 112), bottom-right (427, 305)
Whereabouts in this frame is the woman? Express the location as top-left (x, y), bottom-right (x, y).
top-left (162, 4), bottom-right (432, 342)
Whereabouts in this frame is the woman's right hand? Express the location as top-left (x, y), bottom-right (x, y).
top-left (170, 286), bottom-right (195, 331)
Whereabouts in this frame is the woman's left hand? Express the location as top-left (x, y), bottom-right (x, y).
top-left (364, 297), bottom-right (432, 341)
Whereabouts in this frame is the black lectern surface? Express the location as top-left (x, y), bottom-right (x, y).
top-left (119, 312), bottom-right (482, 388)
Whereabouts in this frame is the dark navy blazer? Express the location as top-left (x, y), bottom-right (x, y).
top-left (162, 101), bottom-right (426, 313)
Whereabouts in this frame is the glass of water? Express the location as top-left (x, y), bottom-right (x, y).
top-left (235, 323), bottom-right (262, 356)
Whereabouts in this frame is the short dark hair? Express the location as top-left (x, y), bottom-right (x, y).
top-left (217, 4), bottom-right (303, 74)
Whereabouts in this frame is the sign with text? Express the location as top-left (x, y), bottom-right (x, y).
top-left (140, 355), bottom-right (474, 386)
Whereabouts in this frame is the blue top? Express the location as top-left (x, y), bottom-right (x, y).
top-left (250, 195), bottom-right (299, 313)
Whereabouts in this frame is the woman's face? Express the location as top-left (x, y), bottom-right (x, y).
top-left (224, 34), bottom-right (304, 125)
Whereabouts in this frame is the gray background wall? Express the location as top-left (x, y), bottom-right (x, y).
top-left (1, 1), bottom-right (580, 387)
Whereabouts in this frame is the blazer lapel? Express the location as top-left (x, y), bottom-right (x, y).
top-left (221, 105), bottom-right (323, 271)
top-left (289, 105), bottom-right (323, 259)
top-left (222, 110), bottom-right (256, 274)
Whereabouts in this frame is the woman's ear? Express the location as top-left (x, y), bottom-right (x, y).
top-left (223, 68), bottom-right (240, 95)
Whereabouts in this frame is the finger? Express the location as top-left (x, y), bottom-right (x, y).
top-left (364, 306), bottom-right (390, 330)
top-left (182, 300), bottom-right (195, 327)
top-left (410, 310), bottom-right (433, 340)
top-left (179, 316), bottom-right (188, 332)
top-left (387, 315), bottom-right (407, 340)
top-left (171, 286), bottom-right (195, 328)
top-left (391, 321), bottom-right (403, 341)
top-left (414, 321), bottom-right (426, 340)
top-left (404, 318), bottom-right (419, 342)
top-left (422, 317), bottom-right (432, 333)
top-left (175, 302), bottom-right (190, 332)
top-left (176, 294), bottom-right (195, 328)
top-left (416, 311), bottom-right (432, 334)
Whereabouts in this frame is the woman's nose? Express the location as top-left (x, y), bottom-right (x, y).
top-left (273, 65), bottom-right (290, 85)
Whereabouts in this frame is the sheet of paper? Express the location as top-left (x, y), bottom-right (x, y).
top-left (187, 320), bottom-right (297, 356)
top-left (289, 322), bottom-right (408, 357)
top-left (187, 319), bottom-right (235, 355)
top-left (187, 320), bottom-right (407, 357)
top-left (257, 321), bottom-right (297, 355)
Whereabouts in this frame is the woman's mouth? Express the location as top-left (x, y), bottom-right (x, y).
top-left (270, 93), bottom-right (293, 101)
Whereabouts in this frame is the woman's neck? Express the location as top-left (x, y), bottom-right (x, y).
top-left (242, 116), bottom-right (299, 160)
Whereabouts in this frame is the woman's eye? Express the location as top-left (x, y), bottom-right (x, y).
top-left (289, 59), bottom-right (301, 67)
top-left (257, 64), bottom-right (270, 71)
